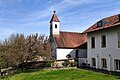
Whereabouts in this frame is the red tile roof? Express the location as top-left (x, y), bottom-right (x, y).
top-left (83, 14), bottom-right (120, 33)
top-left (50, 11), bottom-right (60, 23)
top-left (54, 31), bottom-right (87, 48)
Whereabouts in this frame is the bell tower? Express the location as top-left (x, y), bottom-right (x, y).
top-left (50, 11), bottom-right (60, 37)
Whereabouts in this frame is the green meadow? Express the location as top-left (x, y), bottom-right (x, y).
top-left (2, 68), bottom-right (120, 80)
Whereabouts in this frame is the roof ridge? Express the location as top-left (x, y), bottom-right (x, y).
top-left (102, 14), bottom-right (120, 20)
top-left (60, 31), bottom-right (81, 34)
top-left (54, 31), bottom-right (87, 48)
top-left (83, 13), bottom-right (120, 33)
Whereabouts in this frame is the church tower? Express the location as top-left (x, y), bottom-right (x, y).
top-left (50, 11), bottom-right (60, 37)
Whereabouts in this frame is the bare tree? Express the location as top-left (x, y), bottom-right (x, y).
top-left (0, 33), bottom-right (51, 68)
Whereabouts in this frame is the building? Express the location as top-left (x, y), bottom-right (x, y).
top-left (49, 11), bottom-right (87, 66)
top-left (49, 11), bottom-right (120, 71)
top-left (84, 14), bottom-right (120, 72)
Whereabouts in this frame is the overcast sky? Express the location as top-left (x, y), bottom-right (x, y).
top-left (0, 0), bottom-right (120, 40)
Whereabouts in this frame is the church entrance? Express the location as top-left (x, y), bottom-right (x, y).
top-left (75, 50), bottom-right (79, 67)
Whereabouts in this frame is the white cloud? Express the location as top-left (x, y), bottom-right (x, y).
top-left (58, 0), bottom-right (95, 8)
top-left (0, 27), bottom-right (15, 35)
top-left (0, 0), bottom-right (120, 40)
top-left (63, 0), bottom-right (94, 5)
top-left (0, 27), bottom-right (16, 40)
top-left (20, 20), bottom-right (49, 28)
top-left (20, 6), bottom-right (54, 23)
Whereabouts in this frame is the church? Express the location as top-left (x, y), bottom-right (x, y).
top-left (49, 11), bottom-right (87, 66)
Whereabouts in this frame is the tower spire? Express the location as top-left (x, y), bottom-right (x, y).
top-left (50, 11), bottom-right (60, 37)
top-left (50, 11), bottom-right (60, 23)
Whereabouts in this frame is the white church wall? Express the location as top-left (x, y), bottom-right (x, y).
top-left (56, 48), bottom-right (74, 60)
top-left (56, 48), bottom-right (87, 60)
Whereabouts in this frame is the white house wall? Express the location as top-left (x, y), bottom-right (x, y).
top-left (87, 27), bottom-right (120, 71)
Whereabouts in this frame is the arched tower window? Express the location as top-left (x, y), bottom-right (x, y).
top-left (55, 24), bottom-right (57, 28)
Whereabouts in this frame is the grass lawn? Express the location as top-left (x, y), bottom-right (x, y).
top-left (1, 68), bottom-right (120, 80)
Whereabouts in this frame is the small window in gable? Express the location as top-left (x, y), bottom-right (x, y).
top-left (55, 24), bottom-right (57, 28)
top-left (97, 20), bottom-right (102, 27)
top-left (97, 20), bottom-right (109, 28)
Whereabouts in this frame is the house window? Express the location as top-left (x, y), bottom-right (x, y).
top-left (118, 32), bottom-right (120, 48)
top-left (114, 59), bottom-right (120, 71)
top-left (75, 50), bottom-right (79, 58)
top-left (91, 58), bottom-right (96, 67)
top-left (97, 20), bottom-right (109, 28)
top-left (55, 24), bottom-right (57, 28)
top-left (91, 37), bottom-right (95, 49)
top-left (97, 20), bottom-right (102, 27)
top-left (101, 35), bottom-right (106, 48)
top-left (101, 58), bottom-right (107, 68)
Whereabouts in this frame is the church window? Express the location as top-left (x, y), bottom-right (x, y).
top-left (55, 24), bottom-right (57, 28)
top-left (75, 50), bottom-right (79, 58)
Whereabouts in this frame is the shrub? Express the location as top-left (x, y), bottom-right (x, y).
top-left (17, 61), bottom-right (53, 69)
top-left (62, 60), bottom-right (76, 67)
